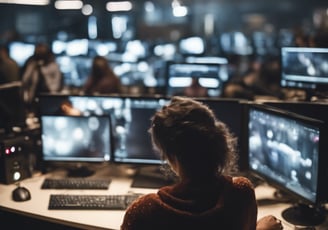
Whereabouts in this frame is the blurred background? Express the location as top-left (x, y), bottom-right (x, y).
top-left (0, 0), bottom-right (327, 97)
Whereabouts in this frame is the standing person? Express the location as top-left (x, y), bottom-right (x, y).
top-left (121, 96), bottom-right (283, 230)
top-left (83, 55), bottom-right (121, 95)
top-left (0, 44), bottom-right (20, 84)
top-left (21, 42), bottom-right (63, 112)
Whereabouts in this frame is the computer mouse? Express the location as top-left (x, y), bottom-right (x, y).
top-left (12, 186), bottom-right (31, 202)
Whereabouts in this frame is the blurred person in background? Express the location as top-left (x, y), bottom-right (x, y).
top-left (83, 55), bottom-right (121, 95)
top-left (0, 44), bottom-right (20, 84)
top-left (21, 42), bottom-right (63, 113)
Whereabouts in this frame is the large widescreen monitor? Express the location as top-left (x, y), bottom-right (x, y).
top-left (247, 103), bottom-right (327, 226)
top-left (280, 47), bottom-right (328, 96)
top-left (165, 62), bottom-right (227, 97)
top-left (39, 114), bottom-right (112, 177)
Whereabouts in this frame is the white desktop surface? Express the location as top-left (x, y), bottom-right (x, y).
top-left (0, 165), bottom-right (327, 230)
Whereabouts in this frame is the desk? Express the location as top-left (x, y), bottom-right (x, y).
top-left (0, 164), bottom-right (327, 230)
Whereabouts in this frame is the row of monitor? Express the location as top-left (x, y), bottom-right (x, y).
top-left (7, 38), bottom-right (328, 95)
top-left (58, 46), bottom-right (328, 95)
top-left (1, 83), bottom-right (328, 226)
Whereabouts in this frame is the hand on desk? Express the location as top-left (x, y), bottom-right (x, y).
top-left (257, 215), bottom-right (284, 230)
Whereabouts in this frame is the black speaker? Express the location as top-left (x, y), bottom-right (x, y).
top-left (0, 135), bottom-right (31, 184)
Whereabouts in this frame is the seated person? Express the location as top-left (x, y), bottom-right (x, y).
top-left (121, 96), bottom-right (284, 230)
top-left (83, 55), bottom-right (121, 95)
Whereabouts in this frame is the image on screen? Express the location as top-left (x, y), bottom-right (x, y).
top-left (247, 104), bottom-right (327, 226)
top-left (280, 47), bottom-right (328, 92)
top-left (166, 62), bottom-right (226, 97)
top-left (107, 96), bottom-right (169, 164)
top-left (41, 115), bottom-right (111, 162)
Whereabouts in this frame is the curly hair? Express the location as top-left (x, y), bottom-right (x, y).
top-left (149, 96), bottom-right (239, 180)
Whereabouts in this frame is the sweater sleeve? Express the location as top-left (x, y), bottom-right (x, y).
top-left (121, 194), bottom-right (160, 230)
top-left (231, 176), bottom-right (258, 230)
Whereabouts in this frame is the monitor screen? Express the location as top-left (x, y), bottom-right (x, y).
top-left (100, 96), bottom-right (169, 165)
top-left (280, 47), bottom-right (328, 92)
top-left (56, 55), bottom-right (92, 88)
top-left (40, 115), bottom-right (111, 163)
top-left (247, 103), bottom-right (327, 226)
top-left (165, 62), bottom-right (226, 97)
top-left (38, 94), bottom-right (170, 165)
top-left (9, 41), bottom-right (35, 66)
top-left (179, 36), bottom-right (205, 55)
top-left (66, 39), bottom-right (89, 56)
top-left (0, 82), bottom-right (26, 136)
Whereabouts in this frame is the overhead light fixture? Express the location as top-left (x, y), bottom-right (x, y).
top-left (106, 1), bottom-right (132, 12)
top-left (55, 0), bottom-right (83, 10)
top-left (171, 0), bottom-right (188, 17)
top-left (0, 0), bottom-right (49, 5)
top-left (82, 4), bottom-right (93, 15)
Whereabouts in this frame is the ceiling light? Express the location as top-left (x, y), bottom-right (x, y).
top-left (0, 0), bottom-right (49, 5)
top-left (106, 1), bottom-right (132, 12)
top-left (55, 0), bottom-right (83, 10)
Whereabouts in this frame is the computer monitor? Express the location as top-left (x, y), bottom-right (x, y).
top-left (8, 41), bottom-right (35, 66)
top-left (56, 55), bottom-right (92, 88)
top-left (280, 47), bottom-right (328, 97)
top-left (196, 98), bottom-right (248, 171)
top-left (247, 103), bottom-right (328, 226)
top-left (65, 38), bottom-right (89, 56)
top-left (40, 114), bottom-right (112, 177)
top-left (179, 36), bottom-right (205, 55)
top-left (38, 94), bottom-right (169, 165)
top-left (165, 61), bottom-right (226, 97)
top-left (0, 82), bottom-right (26, 136)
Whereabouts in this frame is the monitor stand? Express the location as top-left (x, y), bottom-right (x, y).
top-left (66, 163), bottom-right (95, 177)
top-left (131, 165), bottom-right (177, 189)
top-left (282, 202), bottom-right (326, 227)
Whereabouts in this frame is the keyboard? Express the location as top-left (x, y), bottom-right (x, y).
top-left (41, 178), bottom-right (111, 190)
top-left (48, 194), bottom-right (142, 210)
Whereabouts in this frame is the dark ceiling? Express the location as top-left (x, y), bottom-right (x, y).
top-left (0, 0), bottom-right (327, 43)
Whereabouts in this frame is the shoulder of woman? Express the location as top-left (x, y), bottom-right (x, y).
top-left (232, 176), bottom-right (255, 191)
top-left (125, 193), bottom-right (160, 215)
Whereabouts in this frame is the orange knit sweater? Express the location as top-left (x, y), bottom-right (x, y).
top-left (121, 175), bottom-right (257, 230)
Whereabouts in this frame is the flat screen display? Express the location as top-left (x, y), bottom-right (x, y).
top-left (281, 47), bottom-right (328, 92)
top-left (166, 62), bottom-right (227, 97)
top-left (40, 115), bottom-right (111, 162)
top-left (248, 104), bottom-right (324, 204)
